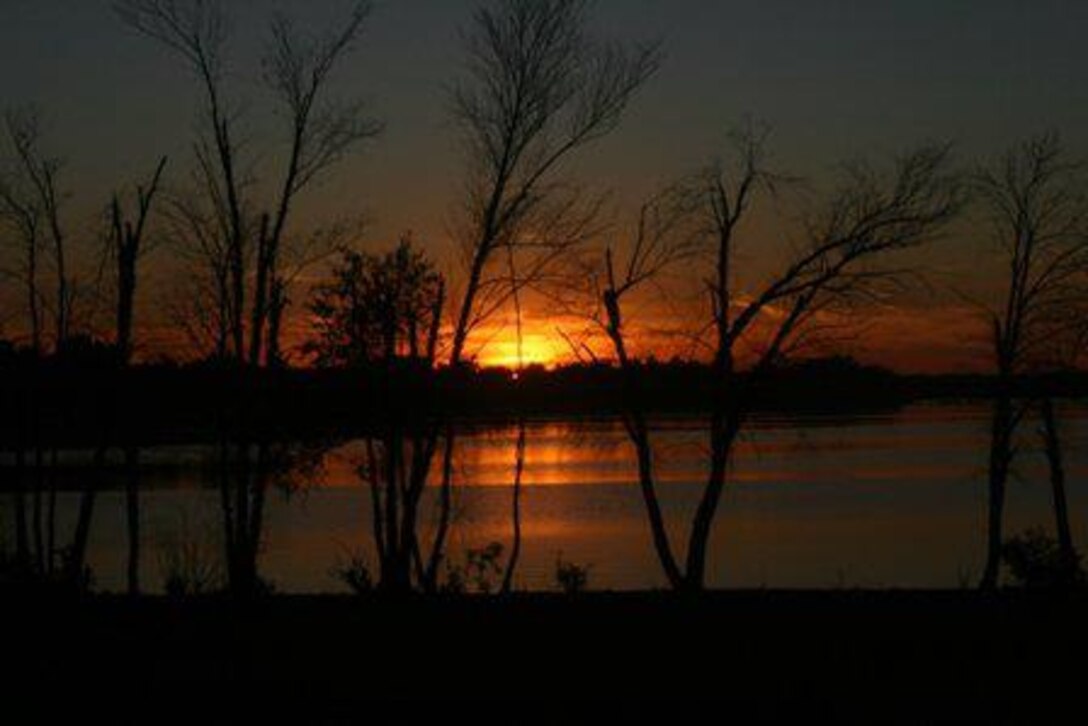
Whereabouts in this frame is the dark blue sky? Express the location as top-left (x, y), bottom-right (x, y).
top-left (4, 0), bottom-right (1086, 238)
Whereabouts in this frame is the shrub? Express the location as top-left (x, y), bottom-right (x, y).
top-left (443, 542), bottom-right (505, 594)
top-left (555, 554), bottom-right (590, 595)
top-left (158, 536), bottom-right (222, 597)
top-left (1002, 528), bottom-right (1085, 589)
top-left (331, 549), bottom-right (374, 595)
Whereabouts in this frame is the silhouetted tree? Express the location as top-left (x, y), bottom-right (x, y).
top-left (413, 0), bottom-right (660, 590)
top-left (118, 0), bottom-right (380, 594)
top-left (589, 182), bottom-right (703, 586)
top-left (116, 0), bottom-right (380, 366)
top-left (448, 0), bottom-right (660, 364)
top-left (500, 245), bottom-right (529, 594)
top-left (63, 161), bottom-right (169, 591)
top-left (0, 165), bottom-right (43, 357)
top-left (972, 133), bottom-right (1088, 588)
top-left (306, 238), bottom-right (444, 368)
top-left (0, 108), bottom-right (81, 583)
top-left (107, 156), bottom-right (168, 594)
top-left (0, 123), bottom-right (43, 575)
top-left (1, 108), bottom-right (71, 352)
top-left (1039, 397), bottom-right (1075, 578)
top-left (109, 157), bottom-right (167, 365)
top-left (595, 126), bottom-right (962, 590)
top-left (250, 4), bottom-right (381, 366)
top-left (304, 238), bottom-right (443, 592)
top-left (306, 239), bottom-right (445, 590)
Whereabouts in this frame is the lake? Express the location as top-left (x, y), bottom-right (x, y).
top-left (9, 401), bottom-right (1086, 592)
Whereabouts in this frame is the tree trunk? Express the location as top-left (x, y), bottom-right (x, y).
top-left (449, 241), bottom-right (491, 368)
top-left (53, 225), bottom-right (68, 348)
top-left (27, 243), bottom-right (41, 356)
top-left (266, 280), bottom-right (285, 368)
top-left (69, 446), bottom-right (105, 583)
top-left (13, 447), bottom-right (29, 571)
top-left (1041, 396), bottom-right (1075, 578)
top-left (605, 299), bottom-right (684, 590)
top-left (217, 435), bottom-right (237, 589)
top-left (230, 442), bottom-right (255, 594)
top-left (116, 246), bottom-right (137, 364)
top-left (46, 449), bottom-right (57, 574)
top-left (125, 445), bottom-right (141, 595)
top-left (424, 430), bottom-right (457, 592)
top-left (399, 426), bottom-right (439, 588)
top-left (980, 389), bottom-right (1014, 590)
top-left (32, 447), bottom-right (44, 575)
top-left (248, 218), bottom-right (271, 367)
top-left (501, 419), bottom-right (527, 594)
top-left (380, 426), bottom-right (416, 593)
top-left (686, 408), bottom-right (741, 591)
top-left (229, 241), bottom-right (246, 361)
top-left (246, 442), bottom-right (270, 592)
top-left (629, 418), bottom-right (685, 590)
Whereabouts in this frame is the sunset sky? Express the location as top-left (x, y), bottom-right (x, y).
top-left (2, 0), bottom-right (1087, 371)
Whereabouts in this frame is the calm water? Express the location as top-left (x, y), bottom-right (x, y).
top-left (10, 402), bottom-right (1087, 592)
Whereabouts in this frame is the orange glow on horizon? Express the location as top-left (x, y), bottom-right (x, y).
top-left (128, 298), bottom-right (994, 374)
top-left (461, 301), bottom-right (993, 374)
top-left (474, 330), bottom-right (569, 370)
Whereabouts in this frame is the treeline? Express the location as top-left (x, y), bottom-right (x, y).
top-left (2, 347), bottom-right (1087, 452)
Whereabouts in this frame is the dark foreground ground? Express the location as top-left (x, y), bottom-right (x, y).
top-left (5, 590), bottom-right (1086, 724)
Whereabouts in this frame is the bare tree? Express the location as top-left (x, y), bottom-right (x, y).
top-left (500, 244), bottom-right (529, 594)
top-left (117, 0), bottom-right (380, 594)
top-left (116, 0), bottom-right (380, 367)
top-left (107, 156), bottom-right (168, 595)
top-left (2, 108), bottom-right (72, 351)
top-left (0, 108), bottom-right (78, 582)
top-left (585, 184), bottom-right (702, 585)
top-left (0, 164), bottom-right (43, 356)
top-left (0, 160), bottom-right (40, 570)
top-left (448, 0), bottom-right (660, 365)
top-left (973, 133), bottom-right (1088, 589)
top-left (410, 0), bottom-right (660, 592)
top-left (594, 127), bottom-right (962, 590)
top-left (115, 0), bottom-right (245, 359)
top-left (109, 157), bottom-right (168, 364)
top-left (1039, 397), bottom-right (1075, 579)
top-left (250, 3), bottom-right (381, 366)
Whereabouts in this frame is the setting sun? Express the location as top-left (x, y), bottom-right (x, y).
top-left (477, 329), bottom-right (565, 369)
